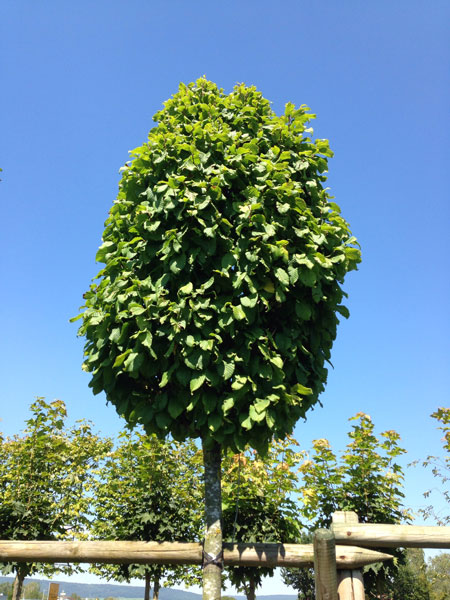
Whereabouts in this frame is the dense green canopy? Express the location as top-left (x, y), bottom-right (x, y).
top-left (75, 78), bottom-right (360, 453)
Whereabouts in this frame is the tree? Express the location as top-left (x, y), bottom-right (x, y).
top-left (89, 429), bottom-right (202, 600)
top-left (282, 413), bottom-right (410, 598)
top-left (412, 407), bottom-right (449, 526)
top-left (74, 77), bottom-right (360, 598)
top-left (280, 544), bottom-right (315, 600)
top-left (0, 398), bottom-right (112, 600)
top-left (23, 582), bottom-right (41, 599)
top-left (0, 582), bottom-right (13, 600)
top-left (221, 438), bottom-right (304, 600)
top-left (387, 548), bottom-right (431, 600)
top-left (427, 553), bottom-right (450, 600)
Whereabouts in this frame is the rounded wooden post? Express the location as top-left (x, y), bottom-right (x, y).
top-left (333, 512), bottom-right (365, 600)
top-left (314, 529), bottom-right (338, 600)
top-left (337, 569), bottom-right (364, 600)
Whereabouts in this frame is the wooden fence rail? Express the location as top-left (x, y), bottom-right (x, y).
top-left (328, 512), bottom-right (450, 600)
top-left (331, 522), bottom-right (450, 548)
top-left (0, 540), bottom-right (391, 569)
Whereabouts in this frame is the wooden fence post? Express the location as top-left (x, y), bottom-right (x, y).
top-left (332, 512), bottom-right (365, 600)
top-left (314, 529), bottom-right (338, 600)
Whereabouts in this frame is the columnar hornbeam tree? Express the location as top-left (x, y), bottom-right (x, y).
top-left (74, 78), bottom-right (360, 599)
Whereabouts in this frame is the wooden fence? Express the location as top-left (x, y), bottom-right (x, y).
top-left (1, 511), bottom-right (449, 599)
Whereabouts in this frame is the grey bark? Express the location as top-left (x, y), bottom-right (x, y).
top-left (202, 440), bottom-right (223, 600)
top-left (247, 575), bottom-right (256, 600)
top-left (12, 566), bottom-right (26, 600)
top-left (144, 572), bottom-right (150, 600)
top-left (152, 575), bottom-right (160, 600)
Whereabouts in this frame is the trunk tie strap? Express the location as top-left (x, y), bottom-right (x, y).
top-left (202, 548), bottom-right (224, 570)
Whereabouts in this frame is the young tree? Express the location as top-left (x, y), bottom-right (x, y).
top-left (22, 582), bottom-right (41, 599)
top-left (282, 413), bottom-right (410, 598)
top-left (0, 398), bottom-right (112, 600)
top-left (0, 582), bottom-right (13, 600)
top-left (280, 542), bottom-right (315, 600)
top-left (387, 548), bottom-right (431, 600)
top-left (412, 408), bottom-right (449, 526)
top-left (221, 438), bottom-right (304, 600)
top-left (74, 78), bottom-right (360, 599)
top-left (427, 553), bottom-right (450, 600)
top-left (89, 430), bottom-right (202, 600)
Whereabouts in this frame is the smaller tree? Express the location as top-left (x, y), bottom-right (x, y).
top-left (281, 549), bottom-right (315, 600)
top-left (282, 413), bottom-right (410, 598)
top-left (411, 408), bottom-right (449, 526)
top-left (221, 437), bottom-right (304, 600)
top-left (23, 582), bottom-right (41, 600)
top-left (387, 548), bottom-right (431, 600)
top-left (89, 429), bottom-right (203, 600)
top-left (0, 398), bottom-right (112, 600)
top-left (0, 582), bottom-right (13, 600)
top-left (427, 553), bottom-right (450, 600)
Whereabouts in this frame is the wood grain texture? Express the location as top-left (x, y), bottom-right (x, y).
top-left (331, 523), bottom-right (450, 548)
top-left (314, 530), bottom-right (338, 600)
top-left (0, 540), bottom-right (392, 568)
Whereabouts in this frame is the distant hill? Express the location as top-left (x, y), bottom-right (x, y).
top-left (0, 577), bottom-right (198, 600)
top-left (0, 576), bottom-right (296, 600)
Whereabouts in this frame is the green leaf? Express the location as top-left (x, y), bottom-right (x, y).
top-left (208, 413), bottom-right (222, 432)
top-left (292, 383), bottom-right (313, 395)
top-left (270, 355), bottom-right (284, 369)
top-left (124, 352), bottom-right (143, 373)
top-left (240, 416), bottom-right (253, 430)
top-left (218, 361), bottom-right (235, 380)
top-left (179, 282), bottom-right (193, 295)
top-left (231, 375), bottom-right (248, 391)
top-left (262, 279), bottom-right (275, 293)
top-left (168, 399), bottom-right (184, 419)
top-left (222, 397), bottom-right (235, 415)
top-left (199, 339), bottom-right (214, 351)
top-left (109, 327), bottom-right (121, 343)
top-left (232, 305), bottom-right (246, 321)
top-left (250, 405), bottom-right (266, 422)
top-left (345, 247), bottom-right (361, 261)
top-left (275, 267), bottom-right (290, 287)
top-left (160, 371), bottom-right (170, 388)
top-left (295, 302), bottom-right (312, 320)
top-left (190, 374), bottom-right (206, 393)
top-left (113, 349), bottom-right (131, 368)
top-left (288, 266), bottom-right (299, 284)
top-left (299, 269), bottom-right (316, 287)
top-left (185, 334), bottom-right (196, 347)
top-left (140, 331), bottom-right (153, 348)
top-left (96, 242), bottom-right (114, 263)
top-left (155, 412), bottom-right (171, 429)
top-left (221, 253), bottom-right (235, 269)
top-left (240, 295), bottom-right (258, 308)
top-left (170, 253), bottom-right (186, 274)
top-left (255, 398), bottom-right (271, 413)
top-left (336, 305), bottom-right (350, 318)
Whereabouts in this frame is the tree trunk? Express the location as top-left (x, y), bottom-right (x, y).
top-left (12, 566), bottom-right (26, 600)
top-left (202, 440), bottom-right (223, 600)
top-left (152, 575), bottom-right (160, 600)
top-left (144, 572), bottom-right (150, 600)
top-left (247, 575), bottom-right (256, 600)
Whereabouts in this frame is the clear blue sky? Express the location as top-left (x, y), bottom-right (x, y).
top-left (1, 1), bottom-right (449, 595)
